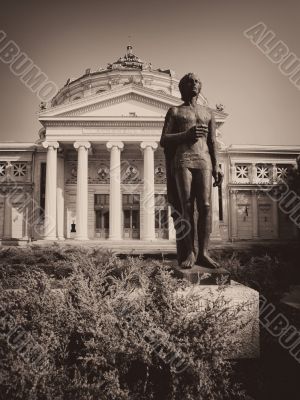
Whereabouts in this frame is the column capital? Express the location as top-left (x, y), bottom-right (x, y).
top-left (106, 141), bottom-right (124, 151)
top-left (140, 141), bottom-right (158, 151)
top-left (42, 141), bottom-right (59, 149)
top-left (74, 141), bottom-right (91, 150)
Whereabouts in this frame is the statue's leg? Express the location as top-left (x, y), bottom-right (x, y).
top-left (174, 167), bottom-right (196, 268)
top-left (194, 169), bottom-right (220, 269)
top-left (170, 205), bottom-right (187, 265)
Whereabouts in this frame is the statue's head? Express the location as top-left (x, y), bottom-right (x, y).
top-left (179, 73), bottom-right (202, 102)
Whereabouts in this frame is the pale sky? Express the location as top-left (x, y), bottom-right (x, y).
top-left (0, 0), bottom-right (299, 147)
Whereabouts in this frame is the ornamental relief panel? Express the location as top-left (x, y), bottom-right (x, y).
top-left (154, 161), bottom-right (166, 184)
top-left (121, 161), bottom-right (142, 184)
top-left (66, 162), bottom-right (78, 184)
top-left (89, 161), bottom-right (111, 184)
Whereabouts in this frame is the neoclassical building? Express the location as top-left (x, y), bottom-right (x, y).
top-left (0, 46), bottom-right (299, 245)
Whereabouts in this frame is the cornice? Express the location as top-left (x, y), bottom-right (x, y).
top-left (44, 120), bottom-right (165, 128)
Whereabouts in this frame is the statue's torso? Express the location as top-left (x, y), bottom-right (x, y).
top-left (173, 105), bottom-right (212, 170)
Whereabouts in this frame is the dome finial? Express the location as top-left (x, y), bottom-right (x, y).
top-left (127, 44), bottom-right (133, 56)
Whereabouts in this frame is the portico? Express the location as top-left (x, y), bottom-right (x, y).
top-left (42, 137), bottom-right (167, 242)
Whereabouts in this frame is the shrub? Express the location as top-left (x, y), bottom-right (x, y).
top-left (0, 246), bottom-right (247, 400)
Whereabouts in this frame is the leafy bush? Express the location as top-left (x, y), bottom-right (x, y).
top-left (0, 246), bottom-right (247, 400)
top-left (212, 247), bottom-right (294, 302)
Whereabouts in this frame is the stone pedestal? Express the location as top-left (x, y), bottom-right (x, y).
top-left (168, 261), bottom-right (259, 358)
top-left (176, 282), bottom-right (260, 359)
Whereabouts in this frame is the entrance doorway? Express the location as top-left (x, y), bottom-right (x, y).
top-left (95, 194), bottom-right (109, 238)
top-left (258, 203), bottom-right (274, 239)
top-left (123, 194), bottom-right (140, 239)
top-left (236, 203), bottom-right (253, 239)
top-left (155, 194), bottom-right (169, 239)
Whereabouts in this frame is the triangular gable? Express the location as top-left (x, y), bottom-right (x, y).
top-left (58, 93), bottom-right (172, 118)
top-left (39, 84), bottom-right (182, 119)
top-left (38, 83), bottom-right (228, 126)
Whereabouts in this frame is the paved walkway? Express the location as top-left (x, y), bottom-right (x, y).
top-left (13, 238), bottom-right (296, 255)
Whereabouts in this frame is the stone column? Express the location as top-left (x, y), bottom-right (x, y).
top-left (140, 141), bottom-right (158, 240)
top-left (42, 141), bottom-right (59, 240)
top-left (57, 155), bottom-right (65, 240)
top-left (106, 141), bottom-right (124, 240)
top-left (251, 190), bottom-right (259, 239)
top-left (210, 181), bottom-right (222, 241)
top-left (230, 190), bottom-right (238, 241)
top-left (74, 142), bottom-right (91, 240)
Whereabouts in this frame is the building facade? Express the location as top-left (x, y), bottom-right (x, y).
top-left (0, 47), bottom-right (299, 244)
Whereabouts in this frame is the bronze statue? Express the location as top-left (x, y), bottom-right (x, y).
top-left (160, 73), bottom-right (223, 269)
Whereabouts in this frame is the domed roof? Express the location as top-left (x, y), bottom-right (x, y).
top-left (51, 46), bottom-right (180, 107)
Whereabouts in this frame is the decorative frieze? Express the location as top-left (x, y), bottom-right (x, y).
top-left (0, 161), bottom-right (30, 182)
top-left (231, 162), bottom-right (295, 185)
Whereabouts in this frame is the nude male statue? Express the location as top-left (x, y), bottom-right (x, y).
top-left (160, 73), bottom-right (223, 269)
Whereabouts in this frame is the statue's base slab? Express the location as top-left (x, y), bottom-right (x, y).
top-left (171, 264), bottom-right (230, 285)
top-left (176, 282), bottom-right (260, 358)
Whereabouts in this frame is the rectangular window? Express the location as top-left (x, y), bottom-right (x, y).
top-left (124, 210), bottom-right (131, 228)
top-left (154, 194), bottom-right (169, 231)
top-left (103, 210), bottom-right (109, 229)
top-left (155, 210), bottom-right (160, 229)
top-left (95, 194), bottom-right (109, 209)
top-left (96, 210), bottom-right (102, 229)
top-left (95, 210), bottom-right (109, 230)
top-left (132, 210), bottom-right (140, 229)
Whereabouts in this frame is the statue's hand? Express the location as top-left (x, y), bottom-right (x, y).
top-left (186, 124), bottom-right (208, 142)
top-left (213, 168), bottom-right (224, 187)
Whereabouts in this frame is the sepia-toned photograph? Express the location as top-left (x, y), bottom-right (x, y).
top-left (0, 0), bottom-right (299, 399)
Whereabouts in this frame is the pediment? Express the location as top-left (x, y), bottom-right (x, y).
top-left (39, 85), bottom-right (182, 119)
top-left (58, 93), bottom-right (172, 118)
top-left (38, 84), bottom-right (228, 128)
